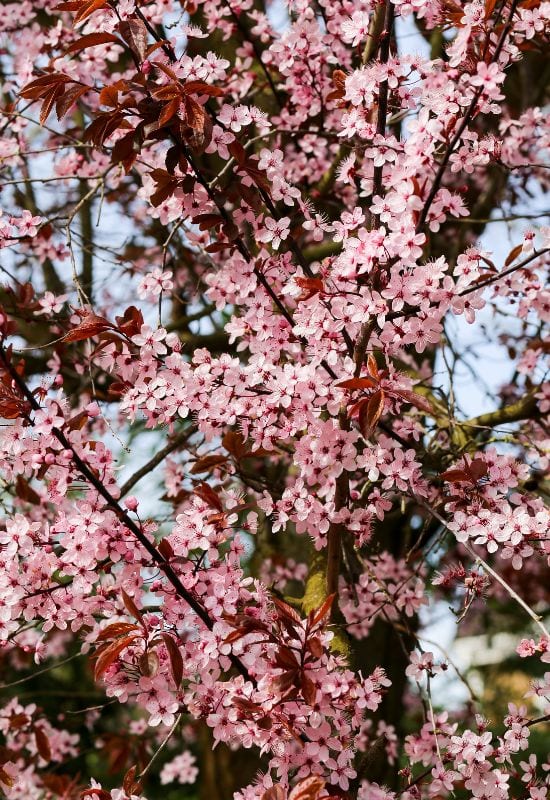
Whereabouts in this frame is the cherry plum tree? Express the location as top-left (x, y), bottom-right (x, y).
top-left (0, 0), bottom-right (549, 799)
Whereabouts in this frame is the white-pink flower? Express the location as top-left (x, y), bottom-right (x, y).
top-left (257, 216), bottom-right (291, 249)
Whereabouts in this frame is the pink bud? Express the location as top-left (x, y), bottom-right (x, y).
top-left (141, 60), bottom-right (151, 75)
top-left (86, 401), bottom-right (101, 417)
top-left (124, 495), bottom-right (139, 512)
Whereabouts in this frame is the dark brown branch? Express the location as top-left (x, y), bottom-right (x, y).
top-left (371, 0), bottom-right (395, 204)
top-left (527, 713), bottom-right (550, 728)
top-left (119, 427), bottom-right (195, 496)
top-left (417, 0), bottom-right (520, 231)
top-left (383, 247), bottom-right (549, 324)
top-left (0, 342), bottom-right (252, 682)
top-left (179, 144), bottom-right (339, 379)
top-left (79, 180), bottom-right (94, 302)
top-left (463, 393), bottom-right (539, 430)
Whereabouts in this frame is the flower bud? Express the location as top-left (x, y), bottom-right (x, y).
top-left (124, 495), bottom-right (139, 512)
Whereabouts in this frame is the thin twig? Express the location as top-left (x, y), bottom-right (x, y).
top-left (137, 713), bottom-right (182, 781)
top-left (0, 654), bottom-right (83, 690)
top-left (119, 428), bottom-right (194, 496)
top-left (420, 501), bottom-right (550, 639)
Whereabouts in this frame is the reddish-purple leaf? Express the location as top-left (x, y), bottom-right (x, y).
top-left (272, 595), bottom-right (302, 624)
top-left (121, 589), bottom-right (145, 628)
top-left (96, 622), bottom-right (140, 642)
top-left (93, 634), bottom-right (140, 680)
top-left (162, 633), bottom-right (184, 687)
top-left (190, 454), bottom-right (228, 474)
top-left (359, 389), bottom-right (385, 437)
top-left (62, 314), bottom-right (113, 342)
top-left (301, 673), bottom-right (317, 706)
top-left (311, 593), bottom-right (335, 627)
top-left (65, 32), bottom-right (120, 54)
top-left (468, 458), bottom-right (489, 481)
top-left (440, 468), bottom-right (470, 483)
top-left (55, 84), bottom-right (90, 120)
top-left (118, 18), bottom-right (148, 62)
top-left (35, 727), bottom-right (52, 762)
top-left (504, 243), bottom-right (523, 267)
top-left (337, 377), bottom-right (377, 391)
top-left (390, 389), bottom-right (434, 415)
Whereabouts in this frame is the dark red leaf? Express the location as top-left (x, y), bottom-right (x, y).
top-left (158, 98), bottom-right (180, 128)
top-left (183, 96), bottom-right (205, 131)
top-left (55, 84), bottom-right (90, 121)
top-left (123, 766), bottom-right (141, 797)
top-left (295, 276), bottom-right (324, 301)
top-left (54, 1), bottom-right (83, 10)
top-left (121, 589), bottom-right (145, 627)
top-left (34, 727), bottom-right (51, 762)
top-left (96, 622), bottom-right (140, 642)
top-left (468, 458), bottom-right (488, 481)
top-left (301, 672), bottom-right (317, 706)
top-left (194, 482), bottom-right (223, 511)
top-left (222, 431), bottom-right (249, 459)
top-left (65, 32), bottom-right (120, 54)
top-left (62, 314), bottom-right (113, 342)
top-left (183, 80), bottom-right (224, 97)
top-left (190, 455), bottom-right (228, 474)
top-left (359, 389), bottom-right (385, 437)
top-left (158, 537), bottom-right (174, 560)
top-left (15, 475), bottom-right (41, 505)
top-left (162, 634), bottom-right (184, 687)
top-left (40, 84), bottom-right (66, 126)
top-left (275, 646), bottom-right (300, 670)
top-left (390, 389), bottom-right (433, 415)
top-left (19, 73), bottom-right (74, 101)
top-left (93, 634), bottom-right (140, 680)
top-left (115, 305), bottom-right (144, 338)
top-left (99, 82), bottom-right (124, 108)
top-left (337, 377), bottom-right (377, 391)
top-left (74, 0), bottom-right (109, 24)
top-left (440, 468), bottom-right (470, 483)
top-left (272, 595), bottom-right (302, 624)
top-left (366, 353), bottom-right (380, 379)
top-left (150, 174), bottom-right (179, 206)
top-left (311, 593), bottom-right (335, 627)
top-left (118, 18), bottom-right (148, 62)
top-left (192, 213), bottom-right (223, 231)
top-left (504, 243), bottom-right (523, 267)
top-left (228, 139), bottom-right (246, 165)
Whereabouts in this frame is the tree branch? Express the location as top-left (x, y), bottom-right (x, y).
top-left (119, 427), bottom-right (195, 497)
top-left (462, 393), bottom-right (540, 430)
top-left (0, 342), bottom-right (253, 682)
